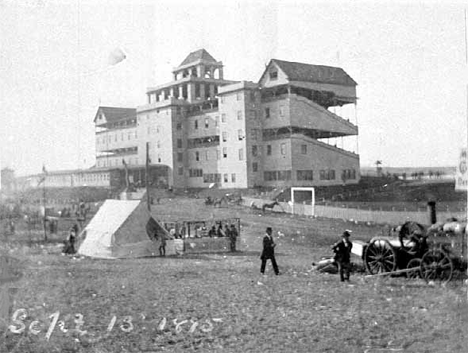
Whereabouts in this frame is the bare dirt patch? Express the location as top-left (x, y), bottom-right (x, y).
top-left (1, 198), bottom-right (467, 352)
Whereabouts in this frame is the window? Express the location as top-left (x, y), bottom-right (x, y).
top-left (221, 114), bottom-right (226, 122)
top-left (156, 126), bottom-right (161, 133)
top-left (176, 122), bottom-right (182, 130)
top-left (205, 118), bottom-right (209, 128)
top-left (128, 132), bottom-right (132, 140)
top-left (238, 129), bottom-right (244, 140)
top-left (178, 166), bottom-right (184, 176)
top-left (114, 134), bottom-right (117, 142)
top-left (269, 71), bottom-right (278, 80)
top-left (301, 144), bottom-right (307, 154)
top-left (267, 145), bottom-right (272, 156)
top-left (177, 153), bottom-right (183, 162)
top-left (177, 139), bottom-right (182, 148)
top-left (224, 174), bottom-right (228, 182)
top-left (277, 171), bottom-right (291, 181)
top-left (320, 170), bottom-right (336, 180)
top-left (250, 91), bottom-right (256, 102)
top-left (215, 116), bottom-right (219, 127)
top-left (231, 174), bottom-right (236, 183)
top-left (297, 170), bottom-right (313, 181)
top-left (195, 151), bottom-right (200, 161)
top-left (252, 145), bottom-right (258, 157)
top-left (252, 162), bottom-right (258, 172)
top-left (265, 107), bottom-right (270, 119)
top-left (222, 132), bottom-right (228, 142)
top-left (238, 148), bottom-right (244, 160)
top-left (189, 169), bottom-right (203, 177)
top-left (237, 111), bottom-right (242, 120)
top-left (251, 129), bottom-right (258, 140)
top-left (279, 106), bottom-right (285, 117)
top-left (157, 141), bottom-right (160, 149)
top-left (194, 120), bottom-right (198, 130)
top-left (223, 147), bottom-right (227, 158)
top-left (264, 171), bottom-right (277, 181)
top-left (280, 143), bottom-right (286, 155)
top-left (158, 155), bottom-right (161, 163)
top-left (205, 151), bottom-right (209, 161)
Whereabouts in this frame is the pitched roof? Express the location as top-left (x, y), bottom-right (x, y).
top-left (94, 107), bottom-right (136, 123)
top-left (179, 49), bottom-right (218, 66)
top-left (270, 59), bottom-right (357, 87)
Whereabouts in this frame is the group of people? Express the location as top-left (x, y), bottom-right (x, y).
top-left (208, 224), bottom-right (239, 252)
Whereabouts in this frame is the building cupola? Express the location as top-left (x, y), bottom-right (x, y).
top-left (173, 49), bottom-right (224, 80)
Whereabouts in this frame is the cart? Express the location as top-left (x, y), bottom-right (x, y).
top-left (362, 222), bottom-right (467, 283)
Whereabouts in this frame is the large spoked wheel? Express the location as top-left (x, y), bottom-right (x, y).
top-left (420, 248), bottom-right (453, 283)
top-left (406, 258), bottom-right (422, 279)
top-left (364, 239), bottom-right (397, 275)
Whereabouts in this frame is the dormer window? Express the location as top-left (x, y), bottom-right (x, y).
top-left (269, 71), bottom-right (278, 80)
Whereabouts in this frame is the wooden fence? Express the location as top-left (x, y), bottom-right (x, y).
top-left (244, 197), bottom-right (465, 226)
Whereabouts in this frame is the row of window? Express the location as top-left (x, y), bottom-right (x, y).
top-left (96, 158), bottom-right (139, 168)
top-left (252, 144), bottom-right (287, 157)
top-left (186, 148), bottom-right (245, 161)
top-left (97, 131), bottom-right (137, 145)
top-left (182, 169), bottom-right (238, 183)
top-left (259, 169), bottom-right (356, 182)
top-left (73, 173), bottom-right (110, 182)
top-left (264, 170), bottom-right (292, 181)
top-left (264, 106), bottom-right (285, 119)
top-left (103, 119), bottom-right (136, 129)
top-left (146, 125), bottom-right (162, 135)
top-left (219, 90), bottom-right (256, 103)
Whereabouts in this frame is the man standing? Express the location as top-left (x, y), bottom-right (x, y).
top-left (260, 227), bottom-right (279, 275)
top-left (229, 224), bottom-right (238, 252)
top-left (332, 230), bottom-right (353, 282)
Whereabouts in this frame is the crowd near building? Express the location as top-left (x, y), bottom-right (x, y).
top-left (3, 49), bottom-right (360, 193)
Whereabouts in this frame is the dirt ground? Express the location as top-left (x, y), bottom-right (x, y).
top-left (1, 198), bottom-right (467, 353)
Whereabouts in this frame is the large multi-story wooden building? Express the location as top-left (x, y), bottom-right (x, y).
top-left (126, 49), bottom-right (360, 189)
top-left (13, 49), bottom-right (360, 192)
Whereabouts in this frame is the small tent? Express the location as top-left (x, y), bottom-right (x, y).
top-left (77, 199), bottom-right (172, 259)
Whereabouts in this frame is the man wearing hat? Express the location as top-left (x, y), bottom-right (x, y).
top-left (332, 230), bottom-right (353, 282)
top-left (260, 227), bottom-right (279, 275)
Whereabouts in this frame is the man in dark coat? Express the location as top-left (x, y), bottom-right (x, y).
top-left (260, 227), bottom-right (279, 275)
top-left (229, 224), bottom-right (238, 252)
top-left (332, 230), bottom-right (353, 282)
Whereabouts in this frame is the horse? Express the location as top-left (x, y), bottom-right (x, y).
top-left (262, 200), bottom-right (279, 213)
top-left (213, 196), bottom-right (227, 207)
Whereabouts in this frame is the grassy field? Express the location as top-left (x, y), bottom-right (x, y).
top-left (1, 198), bottom-right (467, 353)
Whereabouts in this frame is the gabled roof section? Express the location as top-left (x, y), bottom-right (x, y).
top-left (94, 106), bottom-right (136, 123)
top-left (179, 49), bottom-right (218, 66)
top-left (267, 59), bottom-right (357, 87)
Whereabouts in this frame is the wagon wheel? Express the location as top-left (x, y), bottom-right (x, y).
top-left (364, 239), bottom-right (397, 275)
top-left (420, 248), bottom-right (453, 283)
top-left (406, 258), bottom-right (422, 279)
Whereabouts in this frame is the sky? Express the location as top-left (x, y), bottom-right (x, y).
top-left (0, 0), bottom-right (467, 176)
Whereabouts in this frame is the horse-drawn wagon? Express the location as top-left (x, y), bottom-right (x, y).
top-left (355, 221), bottom-right (467, 283)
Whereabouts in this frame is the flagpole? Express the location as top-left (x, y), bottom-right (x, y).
top-left (42, 169), bottom-right (47, 242)
top-left (146, 142), bottom-right (151, 211)
top-left (464, 8), bottom-right (468, 294)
